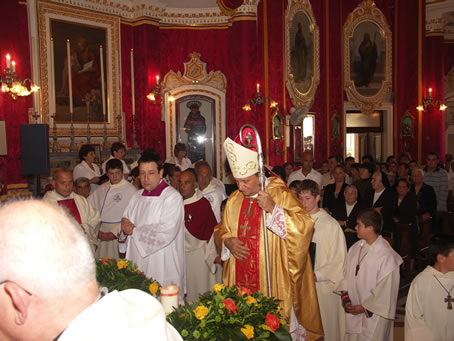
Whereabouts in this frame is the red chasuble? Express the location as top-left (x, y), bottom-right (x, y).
top-left (236, 197), bottom-right (261, 292)
top-left (57, 199), bottom-right (82, 224)
top-left (184, 197), bottom-right (217, 241)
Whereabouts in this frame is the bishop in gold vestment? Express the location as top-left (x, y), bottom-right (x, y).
top-left (215, 136), bottom-right (323, 341)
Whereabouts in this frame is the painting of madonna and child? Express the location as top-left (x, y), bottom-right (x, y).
top-left (349, 21), bottom-right (386, 97)
top-left (51, 20), bottom-right (107, 123)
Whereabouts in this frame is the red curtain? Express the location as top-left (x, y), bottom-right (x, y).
top-left (0, 1), bottom-right (31, 185)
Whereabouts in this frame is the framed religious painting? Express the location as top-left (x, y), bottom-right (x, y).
top-left (343, 0), bottom-right (392, 114)
top-left (37, 1), bottom-right (120, 137)
top-left (285, 0), bottom-right (320, 108)
top-left (272, 109), bottom-right (283, 140)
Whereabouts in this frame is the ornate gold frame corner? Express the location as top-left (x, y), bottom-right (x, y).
top-left (285, 0), bottom-right (320, 108)
top-left (343, 0), bottom-right (392, 114)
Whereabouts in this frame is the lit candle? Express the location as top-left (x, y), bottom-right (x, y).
top-left (160, 285), bottom-right (179, 315)
top-left (429, 88), bottom-right (432, 94)
top-left (66, 39), bottom-right (73, 113)
top-left (6, 54), bottom-right (10, 68)
top-left (50, 38), bottom-right (56, 114)
top-left (257, 83), bottom-right (260, 93)
top-left (156, 75), bottom-right (160, 86)
top-left (99, 45), bottom-right (106, 117)
top-left (131, 49), bottom-right (135, 117)
top-left (11, 61), bottom-right (15, 73)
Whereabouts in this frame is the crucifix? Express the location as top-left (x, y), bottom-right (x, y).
top-left (445, 294), bottom-right (453, 310)
top-left (239, 224), bottom-right (251, 237)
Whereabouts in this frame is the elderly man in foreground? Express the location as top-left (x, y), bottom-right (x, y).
top-left (0, 200), bottom-right (182, 341)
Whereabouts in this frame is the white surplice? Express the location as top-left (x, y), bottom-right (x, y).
top-left (405, 266), bottom-right (454, 341)
top-left (123, 185), bottom-right (186, 301)
top-left (88, 179), bottom-right (137, 259)
top-left (342, 236), bottom-right (402, 341)
top-left (59, 289), bottom-right (182, 341)
top-left (42, 190), bottom-right (100, 253)
top-left (73, 160), bottom-right (101, 193)
top-left (200, 178), bottom-right (227, 223)
top-left (311, 209), bottom-right (347, 341)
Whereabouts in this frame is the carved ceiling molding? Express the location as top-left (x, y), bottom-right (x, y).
top-left (161, 52), bottom-right (227, 92)
top-left (48, 0), bottom-right (258, 26)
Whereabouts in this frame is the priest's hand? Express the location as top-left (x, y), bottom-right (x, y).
top-left (121, 218), bottom-right (135, 235)
top-left (224, 237), bottom-right (249, 261)
top-left (257, 189), bottom-right (276, 213)
top-left (98, 231), bottom-right (117, 241)
top-left (345, 304), bottom-right (365, 315)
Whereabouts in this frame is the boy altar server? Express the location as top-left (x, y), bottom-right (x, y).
top-left (296, 179), bottom-right (347, 340)
top-left (338, 208), bottom-right (402, 341)
top-left (121, 153), bottom-right (185, 302)
top-left (405, 234), bottom-right (454, 341)
top-left (88, 159), bottom-right (137, 259)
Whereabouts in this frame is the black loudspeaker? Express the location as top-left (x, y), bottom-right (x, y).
top-left (20, 124), bottom-right (50, 175)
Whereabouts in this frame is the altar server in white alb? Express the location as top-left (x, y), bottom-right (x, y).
top-left (121, 153), bottom-right (186, 301)
top-left (338, 208), bottom-right (402, 341)
top-left (296, 179), bottom-right (347, 340)
top-left (405, 233), bottom-right (454, 341)
top-left (88, 159), bottom-right (137, 259)
top-left (43, 168), bottom-right (100, 254)
top-left (179, 169), bottom-right (220, 302)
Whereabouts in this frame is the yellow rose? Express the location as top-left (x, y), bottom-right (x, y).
top-left (241, 325), bottom-right (254, 339)
top-left (116, 260), bottom-right (127, 270)
top-left (246, 296), bottom-right (258, 306)
top-left (260, 324), bottom-right (273, 332)
top-left (212, 283), bottom-right (225, 293)
top-left (193, 305), bottom-right (209, 320)
top-left (280, 319), bottom-right (287, 326)
top-left (149, 282), bottom-right (159, 295)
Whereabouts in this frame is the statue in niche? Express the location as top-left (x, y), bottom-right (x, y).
top-left (184, 101), bottom-right (206, 163)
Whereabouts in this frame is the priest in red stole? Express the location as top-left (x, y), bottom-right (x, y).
top-left (43, 168), bottom-right (100, 254)
top-left (214, 134), bottom-right (323, 341)
top-left (180, 169), bottom-right (220, 302)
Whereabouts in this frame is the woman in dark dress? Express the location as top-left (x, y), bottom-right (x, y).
top-left (322, 165), bottom-right (348, 214)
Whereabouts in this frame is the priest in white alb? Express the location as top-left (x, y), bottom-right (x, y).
top-left (88, 159), bottom-right (137, 259)
top-left (43, 168), bottom-right (100, 254)
top-left (121, 153), bottom-right (186, 302)
top-left (405, 233), bottom-right (454, 341)
top-left (338, 208), bottom-right (402, 341)
top-left (295, 179), bottom-right (347, 340)
top-left (179, 169), bottom-right (220, 302)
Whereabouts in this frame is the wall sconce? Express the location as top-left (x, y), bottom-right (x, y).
top-left (416, 87), bottom-right (447, 112)
top-left (146, 75), bottom-right (161, 102)
top-left (1, 54), bottom-right (39, 100)
top-left (242, 83), bottom-right (278, 111)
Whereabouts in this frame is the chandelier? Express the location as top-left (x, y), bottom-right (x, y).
top-left (146, 75), bottom-right (161, 102)
top-left (1, 54), bottom-right (40, 100)
top-left (416, 87), bottom-right (447, 112)
top-left (243, 83), bottom-right (278, 111)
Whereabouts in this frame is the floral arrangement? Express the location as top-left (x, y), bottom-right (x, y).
top-left (96, 257), bottom-right (160, 297)
top-left (167, 284), bottom-right (291, 341)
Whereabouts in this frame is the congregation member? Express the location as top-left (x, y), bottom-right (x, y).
top-left (409, 160), bottom-right (419, 174)
top-left (195, 161), bottom-right (227, 222)
top-left (167, 165), bottom-right (182, 190)
top-left (350, 163), bottom-right (361, 184)
top-left (332, 185), bottom-right (365, 249)
top-left (43, 168), bottom-right (100, 254)
top-left (179, 169), bottom-right (220, 302)
top-left (319, 160), bottom-right (329, 174)
top-left (396, 162), bottom-right (410, 183)
top-left (121, 153), bottom-right (186, 302)
top-left (287, 150), bottom-right (323, 189)
top-left (322, 165), bottom-right (348, 214)
top-left (0, 200), bottom-right (182, 341)
top-left (101, 142), bottom-right (130, 178)
top-left (322, 155), bottom-right (343, 188)
top-left (353, 162), bottom-right (374, 202)
top-left (165, 143), bottom-right (192, 171)
top-left (74, 176), bottom-right (91, 198)
top-left (73, 144), bottom-right (101, 194)
top-left (283, 162), bottom-right (294, 183)
top-left (88, 159), bottom-right (137, 259)
top-left (339, 208), bottom-right (402, 341)
top-left (367, 171), bottom-right (396, 239)
top-left (405, 234), bottom-right (454, 341)
top-left (411, 168), bottom-right (437, 226)
top-left (130, 166), bottom-right (142, 190)
top-left (215, 135), bottom-right (323, 341)
top-left (424, 152), bottom-right (449, 233)
top-left (296, 179), bottom-right (347, 340)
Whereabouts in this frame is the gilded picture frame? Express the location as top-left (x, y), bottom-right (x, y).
top-left (343, 0), bottom-right (392, 114)
top-left (285, 0), bottom-right (320, 108)
top-left (37, 1), bottom-right (120, 137)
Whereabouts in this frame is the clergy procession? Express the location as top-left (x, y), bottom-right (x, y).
top-left (1, 129), bottom-right (454, 341)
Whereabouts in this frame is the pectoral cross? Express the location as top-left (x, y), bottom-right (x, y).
top-left (240, 224), bottom-right (251, 237)
top-left (445, 294), bottom-right (453, 310)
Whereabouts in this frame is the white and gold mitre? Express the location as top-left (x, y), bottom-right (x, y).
top-left (223, 137), bottom-right (258, 179)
